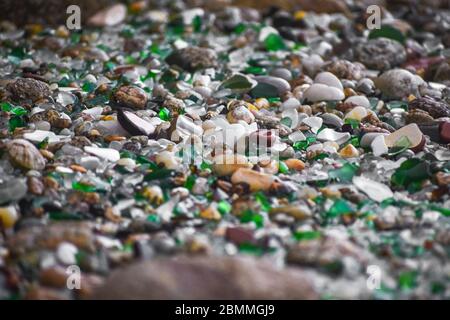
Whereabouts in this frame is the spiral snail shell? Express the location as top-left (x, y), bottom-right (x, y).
top-left (7, 139), bottom-right (46, 170)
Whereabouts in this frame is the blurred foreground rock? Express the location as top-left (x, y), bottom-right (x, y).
top-left (92, 256), bottom-right (318, 299)
top-left (0, 0), bottom-right (115, 26)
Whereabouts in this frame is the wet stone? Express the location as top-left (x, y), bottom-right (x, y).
top-left (165, 46), bottom-right (218, 72)
top-left (354, 38), bottom-right (406, 71)
top-left (323, 59), bottom-right (364, 80)
top-left (409, 96), bottom-right (450, 119)
top-left (375, 69), bottom-right (425, 99)
top-left (0, 178), bottom-right (27, 205)
top-left (113, 85), bottom-right (148, 110)
top-left (6, 78), bottom-right (50, 102)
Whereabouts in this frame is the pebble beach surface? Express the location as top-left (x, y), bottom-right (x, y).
top-left (0, 0), bottom-right (450, 299)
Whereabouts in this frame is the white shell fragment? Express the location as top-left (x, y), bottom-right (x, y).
top-left (353, 176), bottom-right (393, 202)
top-left (317, 128), bottom-right (350, 145)
top-left (302, 116), bottom-right (323, 134)
top-left (371, 135), bottom-right (389, 156)
top-left (84, 146), bottom-right (120, 162)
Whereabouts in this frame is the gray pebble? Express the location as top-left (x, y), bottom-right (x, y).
top-left (356, 78), bottom-right (374, 95)
top-left (109, 140), bottom-right (123, 151)
top-left (35, 120), bottom-right (51, 131)
top-left (0, 178), bottom-right (27, 205)
top-left (80, 156), bottom-right (101, 170)
top-left (269, 68), bottom-right (292, 81)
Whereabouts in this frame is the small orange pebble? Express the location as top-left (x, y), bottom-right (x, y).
top-left (294, 10), bottom-right (306, 20)
top-left (339, 144), bottom-right (360, 158)
top-left (70, 164), bottom-right (87, 173)
top-left (88, 129), bottom-right (101, 137)
top-left (26, 24), bottom-right (43, 35)
top-left (246, 102), bottom-right (259, 112)
top-left (213, 225), bottom-right (227, 237)
top-left (0, 206), bottom-right (18, 229)
top-left (320, 188), bottom-right (341, 199)
top-left (105, 135), bottom-right (126, 142)
top-left (407, 94), bottom-right (416, 102)
top-left (96, 83), bottom-right (109, 93)
top-left (253, 98), bottom-right (270, 109)
top-left (344, 87), bottom-right (357, 97)
top-left (101, 115), bottom-right (115, 121)
top-left (55, 26), bottom-right (69, 38)
top-left (129, 1), bottom-right (147, 13)
top-left (40, 149), bottom-right (54, 160)
top-left (417, 68), bottom-right (425, 78)
top-left (200, 206), bottom-right (221, 221)
top-left (43, 176), bottom-right (59, 189)
top-left (284, 158), bottom-right (305, 171)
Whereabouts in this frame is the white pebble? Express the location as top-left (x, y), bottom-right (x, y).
top-left (314, 71), bottom-right (343, 90)
top-left (56, 242), bottom-right (78, 265)
top-left (304, 83), bottom-right (345, 102)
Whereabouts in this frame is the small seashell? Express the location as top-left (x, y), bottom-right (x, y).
top-left (7, 139), bottom-right (46, 170)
